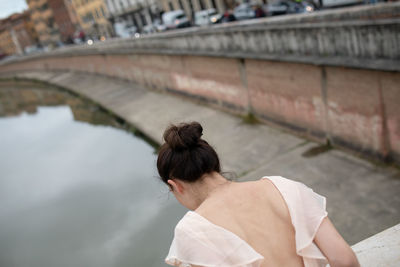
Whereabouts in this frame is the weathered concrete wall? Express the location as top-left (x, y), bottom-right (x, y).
top-left (0, 3), bottom-right (399, 163)
top-left (3, 54), bottom-right (399, 163)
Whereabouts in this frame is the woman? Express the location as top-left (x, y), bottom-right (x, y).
top-left (157, 122), bottom-right (359, 267)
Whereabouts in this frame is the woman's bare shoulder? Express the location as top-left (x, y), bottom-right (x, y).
top-left (196, 178), bottom-right (289, 222)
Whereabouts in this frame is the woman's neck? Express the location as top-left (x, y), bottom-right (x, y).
top-left (190, 172), bottom-right (232, 209)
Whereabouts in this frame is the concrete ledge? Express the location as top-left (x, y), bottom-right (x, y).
top-left (352, 223), bottom-right (400, 266)
top-left (4, 47), bottom-right (399, 73)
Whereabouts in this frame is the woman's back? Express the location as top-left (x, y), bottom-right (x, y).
top-left (195, 179), bottom-right (304, 267)
top-left (158, 122), bottom-right (358, 267)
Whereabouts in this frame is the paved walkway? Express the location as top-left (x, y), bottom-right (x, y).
top-left (1, 70), bottom-right (399, 245)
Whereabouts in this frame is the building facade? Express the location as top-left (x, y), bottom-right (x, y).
top-left (47, 0), bottom-right (79, 42)
top-left (0, 11), bottom-right (38, 55)
top-left (0, 25), bottom-right (16, 55)
top-left (71, 0), bottom-right (113, 38)
top-left (26, 0), bottom-right (80, 45)
top-left (27, 0), bottom-right (61, 45)
top-left (12, 12), bottom-right (39, 51)
top-left (105, 0), bottom-right (162, 33)
top-left (160, 0), bottom-right (229, 19)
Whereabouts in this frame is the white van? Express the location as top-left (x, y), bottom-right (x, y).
top-left (162, 10), bottom-right (191, 30)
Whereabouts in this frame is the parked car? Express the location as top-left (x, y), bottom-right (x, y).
top-left (114, 21), bottom-right (137, 38)
top-left (318, 0), bottom-right (363, 8)
top-left (143, 24), bottom-right (156, 34)
top-left (156, 23), bottom-right (167, 32)
top-left (234, 3), bottom-right (256, 20)
top-left (142, 19), bottom-right (167, 34)
top-left (264, 1), bottom-right (289, 15)
top-left (0, 52), bottom-right (7, 60)
top-left (194, 8), bottom-right (222, 26)
top-left (24, 45), bottom-right (42, 54)
top-left (221, 10), bottom-right (237, 23)
top-left (162, 10), bottom-right (191, 30)
top-left (264, 0), bottom-right (315, 16)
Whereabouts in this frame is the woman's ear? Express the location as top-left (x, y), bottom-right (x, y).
top-left (167, 179), bottom-right (184, 194)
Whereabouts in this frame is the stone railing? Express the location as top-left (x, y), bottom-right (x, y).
top-left (4, 3), bottom-right (400, 71)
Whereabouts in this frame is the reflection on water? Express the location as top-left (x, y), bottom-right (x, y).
top-left (0, 85), bottom-right (186, 267)
top-left (0, 85), bottom-right (116, 125)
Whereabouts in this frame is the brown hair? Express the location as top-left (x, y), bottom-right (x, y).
top-left (157, 122), bottom-right (221, 185)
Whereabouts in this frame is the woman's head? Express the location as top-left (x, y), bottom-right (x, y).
top-left (157, 121), bottom-right (221, 187)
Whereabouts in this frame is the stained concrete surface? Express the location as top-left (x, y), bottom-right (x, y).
top-left (352, 223), bottom-right (400, 267)
top-left (1, 70), bottom-right (399, 246)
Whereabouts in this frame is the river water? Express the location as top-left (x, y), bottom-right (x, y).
top-left (0, 84), bottom-right (186, 267)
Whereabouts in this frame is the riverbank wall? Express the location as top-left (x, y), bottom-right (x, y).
top-left (0, 3), bottom-right (399, 164)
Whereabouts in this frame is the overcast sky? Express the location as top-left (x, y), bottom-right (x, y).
top-left (0, 0), bottom-right (28, 19)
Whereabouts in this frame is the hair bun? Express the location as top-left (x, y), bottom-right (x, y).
top-left (163, 122), bottom-right (203, 150)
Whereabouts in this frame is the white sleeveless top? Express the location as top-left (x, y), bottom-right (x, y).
top-left (165, 176), bottom-right (329, 267)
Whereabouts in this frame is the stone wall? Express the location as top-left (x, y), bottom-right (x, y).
top-left (0, 3), bottom-right (399, 164)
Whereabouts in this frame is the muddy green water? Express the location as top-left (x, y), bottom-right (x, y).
top-left (0, 85), bottom-right (186, 267)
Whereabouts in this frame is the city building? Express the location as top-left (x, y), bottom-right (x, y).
top-left (0, 23), bottom-right (16, 55)
top-left (11, 12), bottom-right (39, 52)
top-left (47, 0), bottom-right (80, 42)
top-left (71, 0), bottom-right (113, 38)
top-left (0, 11), bottom-right (39, 55)
top-left (26, 0), bottom-right (80, 46)
top-left (160, 0), bottom-right (229, 20)
top-left (105, 0), bottom-right (162, 34)
top-left (26, 0), bottom-right (61, 45)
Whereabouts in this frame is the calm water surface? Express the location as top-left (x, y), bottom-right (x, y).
top-left (0, 85), bottom-right (186, 267)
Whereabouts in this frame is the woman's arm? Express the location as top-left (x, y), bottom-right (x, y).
top-left (314, 217), bottom-right (360, 267)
